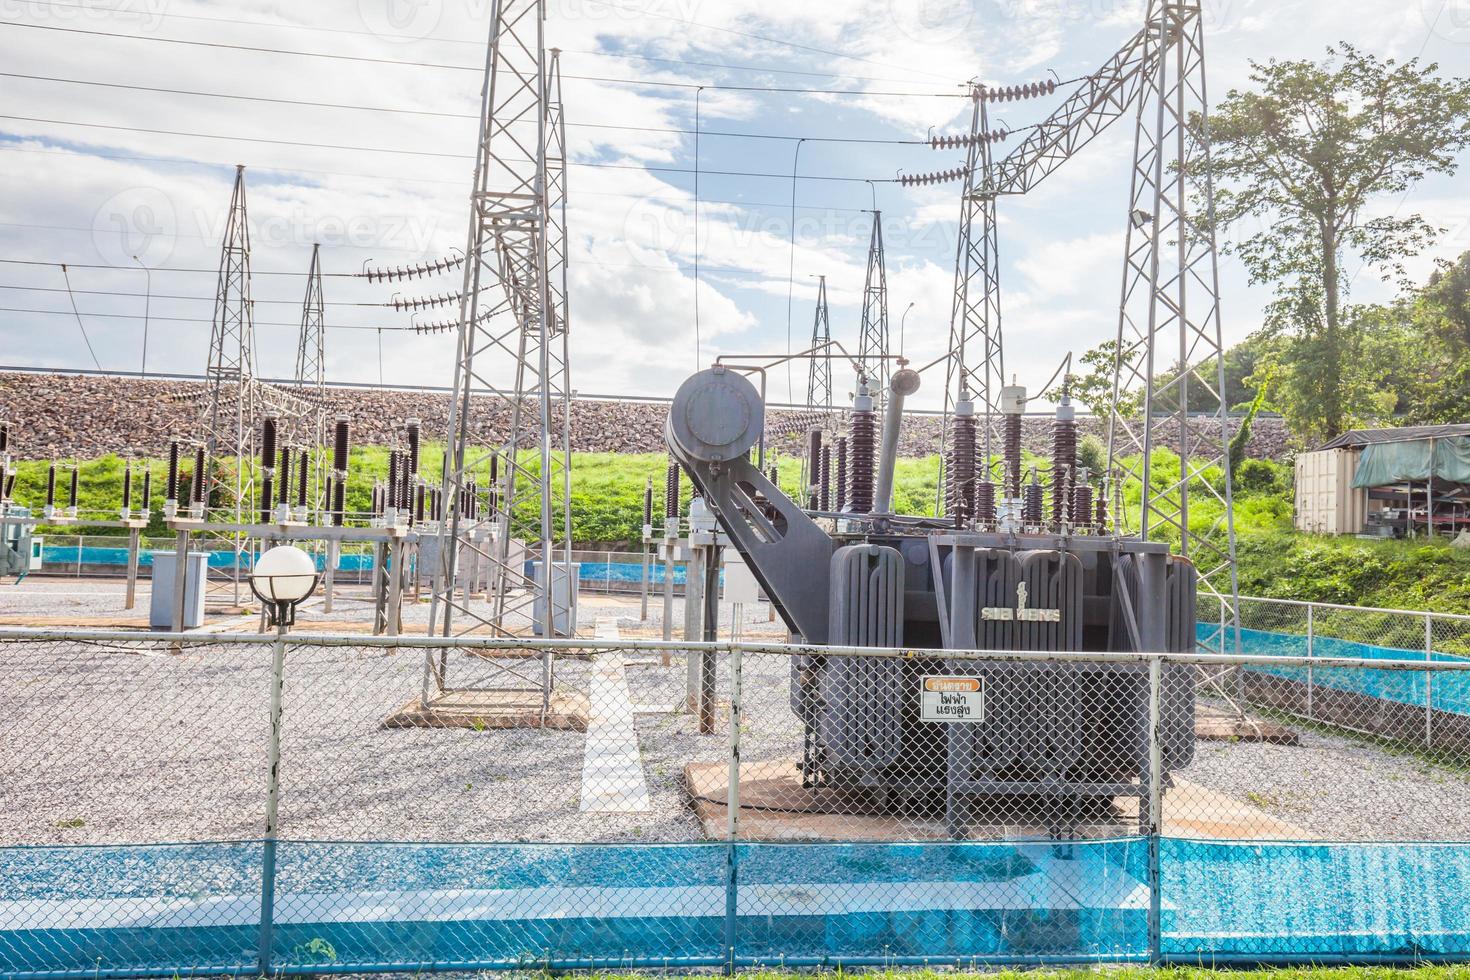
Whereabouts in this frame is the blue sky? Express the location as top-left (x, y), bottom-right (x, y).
top-left (0, 0), bottom-right (1467, 412)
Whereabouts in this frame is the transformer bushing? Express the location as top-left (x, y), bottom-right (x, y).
top-left (847, 386), bottom-right (877, 513)
top-left (1051, 395), bottom-right (1077, 526)
top-left (1022, 475), bottom-right (1044, 526)
top-left (976, 479), bottom-right (997, 525)
top-left (819, 445), bottom-right (832, 511)
top-left (834, 436), bottom-right (848, 513)
top-left (806, 429), bottom-right (823, 511)
top-left (946, 399), bottom-right (978, 527)
top-left (1000, 383), bottom-right (1026, 498)
top-left (1072, 482), bottom-right (1095, 530)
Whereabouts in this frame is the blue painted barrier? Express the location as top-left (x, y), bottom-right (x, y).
top-left (3, 836), bottom-right (1469, 975)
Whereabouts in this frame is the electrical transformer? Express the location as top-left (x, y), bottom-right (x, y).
top-left (667, 365), bottom-right (1198, 834)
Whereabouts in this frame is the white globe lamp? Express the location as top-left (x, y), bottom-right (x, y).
top-left (249, 545), bottom-right (319, 628)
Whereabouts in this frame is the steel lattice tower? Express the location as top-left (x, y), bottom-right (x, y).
top-left (939, 88), bottom-right (1004, 513)
top-left (1106, 0), bottom-right (1239, 652)
top-left (857, 212), bottom-right (890, 394)
top-left (806, 275), bottom-right (833, 411)
top-left (201, 165), bottom-right (259, 589)
top-left (430, 0), bottom-right (572, 649)
top-left (296, 242), bottom-right (327, 513)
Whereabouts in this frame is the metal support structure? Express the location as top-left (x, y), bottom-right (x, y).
top-left (1145, 654), bottom-right (1164, 965)
top-left (124, 527), bottom-right (141, 610)
top-left (939, 88), bottom-right (1004, 513)
top-left (804, 275), bottom-right (833, 413)
top-left (295, 243), bottom-right (327, 515)
top-left (857, 211), bottom-right (890, 395)
top-left (1105, 0), bottom-right (1239, 655)
top-left (201, 165), bottom-right (260, 602)
top-left (430, 0), bottom-right (573, 662)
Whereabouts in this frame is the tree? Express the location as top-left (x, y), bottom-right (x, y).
top-left (1195, 44), bottom-right (1470, 441)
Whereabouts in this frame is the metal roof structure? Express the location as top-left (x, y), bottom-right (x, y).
top-left (1320, 423), bottom-right (1470, 450)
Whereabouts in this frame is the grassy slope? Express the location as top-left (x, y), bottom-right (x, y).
top-left (11, 450), bottom-right (1470, 616)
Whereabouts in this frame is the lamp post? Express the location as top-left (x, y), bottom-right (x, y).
top-left (247, 545), bottom-right (318, 976)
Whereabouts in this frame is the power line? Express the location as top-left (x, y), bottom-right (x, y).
top-left (56, 265), bottom-right (102, 369)
top-left (0, 304), bottom-right (461, 332)
top-left (0, 21), bottom-right (968, 98)
top-left (0, 72), bottom-right (931, 144)
top-left (11, 0), bottom-right (950, 86)
top-left (0, 114), bottom-right (906, 181)
top-left (0, 283), bottom-right (415, 307)
top-left (0, 146), bottom-right (893, 209)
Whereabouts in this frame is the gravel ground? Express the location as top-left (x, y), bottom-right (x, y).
top-left (4, 581), bottom-right (1470, 848)
top-left (1178, 716), bottom-right (1470, 841)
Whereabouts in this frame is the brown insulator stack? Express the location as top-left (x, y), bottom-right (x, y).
top-left (277, 445), bottom-right (292, 507)
top-left (834, 436), bottom-right (848, 512)
top-left (140, 467), bottom-right (151, 516)
top-left (332, 416), bottom-right (350, 472)
top-left (386, 451), bottom-right (401, 512)
top-left (976, 480), bottom-right (997, 524)
top-left (45, 462), bottom-right (56, 509)
top-left (946, 408), bottom-right (978, 526)
top-left (68, 465), bottom-right (79, 511)
top-left (296, 449), bottom-right (309, 511)
top-left (121, 462), bottom-right (132, 513)
top-left (665, 460), bottom-right (680, 520)
top-left (1072, 483), bottom-right (1094, 530)
top-left (166, 440), bottom-right (180, 502)
top-left (332, 478), bottom-right (346, 526)
top-left (192, 447), bottom-right (207, 506)
top-left (1051, 398), bottom-right (1077, 526)
top-left (819, 445), bottom-right (832, 511)
top-left (847, 404), bottom-right (877, 513)
top-left (1022, 476), bottom-right (1044, 526)
top-left (1096, 491), bottom-right (1108, 530)
top-left (406, 418), bottom-right (421, 477)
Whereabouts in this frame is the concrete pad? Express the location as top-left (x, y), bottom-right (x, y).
top-left (383, 688), bottom-right (589, 732)
top-left (685, 759), bottom-right (1316, 842)
top-left (1196, 704), bottom-right (1300, 745)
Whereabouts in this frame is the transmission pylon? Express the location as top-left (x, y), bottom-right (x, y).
top-left (1106, 0), bottom-right (1239, 654)
top-left (296, 242), bottom-right (327, 513)
top-left (430, 1), bottom-right (572, 657)
top-left (805, 274), bottom-right (833, 411)
top-left (201, 164), bottom-right (259, 595)
top-left (857, 212), bottom-right (890, 395)
top-left (939, 86), bottom-right (1004, 515)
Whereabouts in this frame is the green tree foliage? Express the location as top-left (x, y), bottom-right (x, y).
top-left (1196, 44), bottom-right (1470, 442)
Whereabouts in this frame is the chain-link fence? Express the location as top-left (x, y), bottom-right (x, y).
top-left (3, 627), bottom-right (1470, 975)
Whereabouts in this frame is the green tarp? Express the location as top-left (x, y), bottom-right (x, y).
top-left (1352, 435), bottom-right (1470, 487)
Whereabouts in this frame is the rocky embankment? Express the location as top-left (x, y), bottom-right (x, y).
top-left (0, 372), bottom-right (1291, 461)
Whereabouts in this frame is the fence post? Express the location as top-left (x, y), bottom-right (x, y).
top-left (258, 627), bottom-right (288, 976)
top-left (1306, 603), bottom-right (1315, 721)
top-left (1146, 655), bottom-right (1163, 966)
top-left (724, 643), bottom-right (742, 975)
top-left (1425, 614), bottom-right (1434, 749)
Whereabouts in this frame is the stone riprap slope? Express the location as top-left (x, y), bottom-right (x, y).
top-left (0, 372), bottom-right (1291, 461)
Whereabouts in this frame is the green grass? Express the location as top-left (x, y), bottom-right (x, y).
top-left (581, 969), bottom-right (1470, 979)
top-left (11, 447), bottom-right (1470, 619)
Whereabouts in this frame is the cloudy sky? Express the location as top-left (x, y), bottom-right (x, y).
top-left (1, 0), bottom-right (1467, 410)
